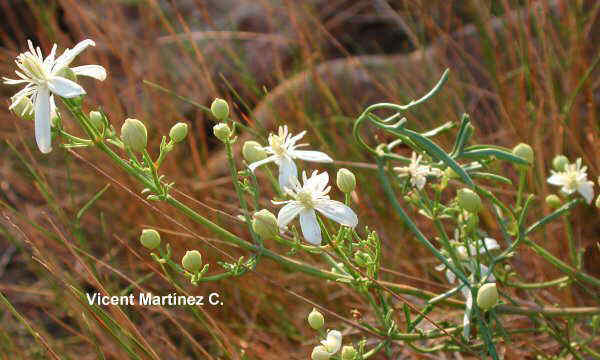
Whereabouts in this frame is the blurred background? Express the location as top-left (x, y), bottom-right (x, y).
top-left (0, 0), bottom-right (598, 358)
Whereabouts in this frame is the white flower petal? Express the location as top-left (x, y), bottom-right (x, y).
top-left (304, 171), bottom-right (329, 193)
top-left (547, 173), bottom-right (566, 186)
top-left (445, 269), bottom-right (456, 284)
top-left (48, 76), bottom-right (86, 98)
top-left (277, 202), bottom-right (303, 229)
top-left (314, 200), bottom-right (358, 228)
top-left (53, 39), bottom-right (95, 71)
top-left (577, 181), bottom-right (595, 204)
top-left (299, 209), bottom-right (322, 245)
top-left (278, 156), bottom-right (298, 190)
top-left (320, 330), bottom-right (342, 354)
top-left (34, 87), bottom-right (52, 153)
top-left (482, 237), bottom-right (500, 251)
top-left (248, 154), bottom-right (277, 172)
top-left (291, 150), bottom-right (333, 163)
top-left (71, 65), bottom-right (107, 81)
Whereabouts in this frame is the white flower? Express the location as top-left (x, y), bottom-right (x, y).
top-left (394, 152), bottom-right (442, 190)
top-left (248, 125), bottom-right (333, 189)
top-left (547, 158), bottom-right (595, 204)
top-left (436, 232), bottom-right (499, 284)
top-left (321, 330), bottom-right (343, 353)
top-left (274, 171), bottom-right (358, 245)
top-left (4, 39), bottom-right (106, 153)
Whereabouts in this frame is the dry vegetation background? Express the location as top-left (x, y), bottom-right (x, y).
top-left (0, 0), bottom-right (599, 359)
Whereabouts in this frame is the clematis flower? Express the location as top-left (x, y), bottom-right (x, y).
top-left (311, 330), bottom-right (342, 359)
top-left (248, 125), bottom-right (333, 189)
top-left (394, 152), bottom-right (442, 190)
top-left (547, 158), bottom-right (595, 204)
top-left (4, 39), bottom-right (106, 153)
top-left (274, 170), bottom-right (358, 245)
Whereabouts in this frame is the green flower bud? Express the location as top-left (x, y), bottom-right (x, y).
top-left (169, 122), bottom-right (188, 143)
top-left (181, 250), bottom-right (203, 273)
top-left (120, 118), bottom-right (147, 152)
top-left (552, 155), bottom-right (569, 172)
top-left (457, 188), bottom-right (482, 213)
top-left (89, 111), bottom-right (104, 132)
top-left (477, 283), bottom-right (499, 311)
top-left (341, 345), bottom-right (357, 360)
top-left (242, 140), bottom-right (267, 163)
top-left (140, 229), bottom-right (161, 250)
top-left (336, 168), bottom-right (356, 193)
top-left (213, 123), bottom-right (231, 143)
top-left (354, 251), bottom-right (372, 267)
top-left (545, 194), bottom-right (562, 209)
top-left (311, 346), bottom-right (330, 360)
top-left (10, 96), bottom-right (34, 121)
top-left (596, 195), bottom-right (600, 209)
top-left (512, 143), bottom-right (534, 166)
top-left (252, 209), bottom-right (278, 239)
top-left (210, 98), bottom-right (229, 120)
top-left (307, 308), bottom-right (324, 330)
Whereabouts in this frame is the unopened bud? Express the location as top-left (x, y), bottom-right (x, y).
top-left (307, 308), bottom-right (324, 330)
top-left (545, 194), bottom-right (562, 209)
top-left (89, 111), bottom-right (104, 131)
top-left (477, 283), bottom-right (499, 311)
top-left (552, 155), bottom-right (569, 172)
top-left (140, 229), bottom-right (161, 250)
top-left (336, 168), bottom-right (356, 193)
top-left (596, 195), bottom-right (600, 209)
top-left (354, 251), bottom-right (372, 267)
top-left (242, 141), bottom-right (267, 163)
top-left (120, 118), bottom-right (147, 152)
top-left (181, 250), bottom-right (203, 273)
top-left (252, 209), bottom-right (278, 239)
top-left (311, 346), bottom-right (330, 360)
top-left (169, 122), bottom-right (188, 143)
top-left (512, 143), bottom-right (534, 166)
top-left (341, 345), bottom-right (357, 360)
top-left (457, 188), bottom-right (482, 213)
top-left (10, 96), bottom-right (34, 121)
top-left (213, 123), bottom-right (231, 143)
top-left (210, 98), bottom-right (229, 120)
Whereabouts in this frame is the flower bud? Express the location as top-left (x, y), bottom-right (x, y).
top-left (596, 195), bottom-right (600, 209)
top-left (213, 123), bottom-right (231, 143)
top-left (341, 345), bottom-right (357, 360)
top-left (545, 194), bottom-right (562, 209)
top-left (210, 98), bottom-right (229, 120)
top-left (120, 118), bottom-right (147, 152)
top-left (457, 188), bottom-right (482, 213)
top-left (10, 96), bottom-right (34, 121)
top-left (354, 251), bottom-right (372, 267)
top-left (311, 346), bottom-right (331, 360)
top-left (552, 155), bottom-right (569, 172)
top-left (336, 168), bottom-right (356, 193)
top-left (512, 143), bottom-right (534, 166)
top-left (477, 283), bottom-right (499, 311)
top-left (252, 209), bottom-right (278, 239)
top-left (181, 250), bottom-right (203, 273)
top-left (307, 308), bottom-right (324, 330)
top-left (242, 141), bottom-right (267, 163)
top-left (140, 229), bottom-right (161, 250)
top-left (169, 122), bottom-right (188, 143)
top-left (89, 111), bottom-right (104, 131)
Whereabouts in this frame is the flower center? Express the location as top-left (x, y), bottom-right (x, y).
top-left (296, 191), bottom-right (314, 208)
top-left (565, 172), bottom-right (578, 190)
top-left (19, 54), bottom-right (50, 84)
top-left (268, 134), bottom-right (286, 156)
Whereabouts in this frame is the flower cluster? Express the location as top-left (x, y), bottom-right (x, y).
top-left (4, 39), bottom-right (106, 153)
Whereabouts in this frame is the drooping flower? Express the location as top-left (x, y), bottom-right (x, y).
top-left (547, 158), bottom-right (595, 204)
top-left (274, 171), bottom-right (357, 245)
top-left (311, 330), bottom-right (342, 360)
top-left (394, 152), bottom-right (442, 190)
top-left (248, 126), bottom-right (333, 189)
top-left (4, 39), bottom-right (106, 153)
